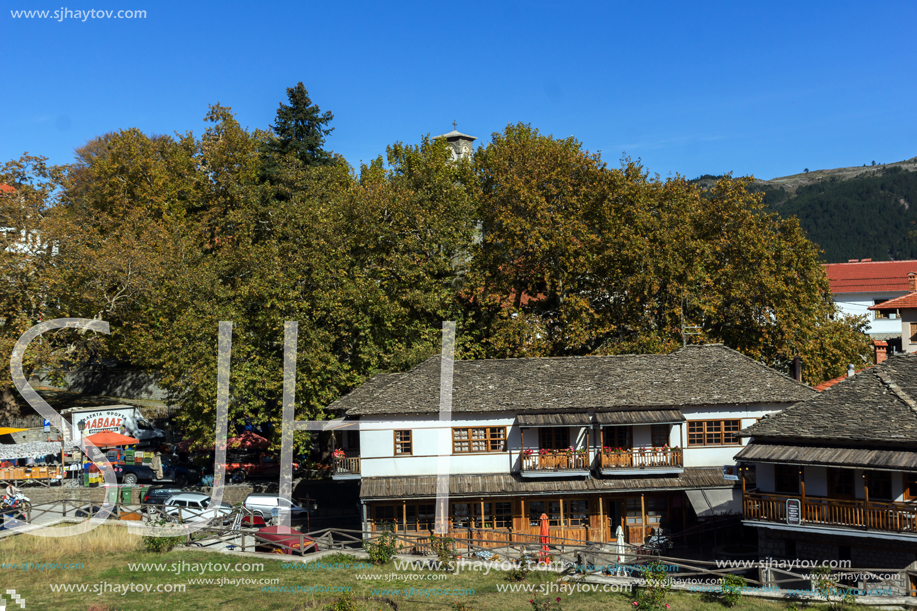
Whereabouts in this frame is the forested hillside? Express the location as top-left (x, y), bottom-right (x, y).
top-left (695, 163), bottom-right (917, 263)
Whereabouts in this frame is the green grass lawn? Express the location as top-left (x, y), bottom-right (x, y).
top-left (0, 527), bottom-right (870, 611)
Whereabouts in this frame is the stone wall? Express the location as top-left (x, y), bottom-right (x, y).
top-left (758, 527), bottom-right (917, 569)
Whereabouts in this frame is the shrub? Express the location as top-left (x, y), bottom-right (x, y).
top-left (720, 573), bottom-right (746, 607)
top-left (430, 532), bottom-right (456, 569)
top-left (452, 602), bottom-right (475, 611)
top-left (505, 565), bottom-right (530, 582)
top-left (324, 592), bottom-right (359, 611)
top-left (141, 518), bottom-right (185, 553)
top-left (362, 525), bottom-right (400, 565)
top-left (812, 566), bottom-right (856, 611)
top-left (634, 561), bottom-right (672, 611)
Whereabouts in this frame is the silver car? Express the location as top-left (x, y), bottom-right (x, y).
top-left (243, 493), bottom-right (310, 521)
top-left (164, 492), bottom-right (233, 524)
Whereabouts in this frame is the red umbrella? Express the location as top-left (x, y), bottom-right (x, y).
top-left (539, 512), bottom-right (550, 563)
top-left (83, 431), bottom-right (139, 448)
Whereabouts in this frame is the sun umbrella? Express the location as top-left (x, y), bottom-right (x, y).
top-left (615, 525), bottom-right (626, 575)
top-left (83, 431), bottom-right (139, 448)
top-left (0, 428), bottom-right (28, 437)
top-left (539, 512), bottom-right (550, 563)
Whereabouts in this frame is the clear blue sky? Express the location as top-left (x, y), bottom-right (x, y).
top-left (2, 1), bottom-right (915, 180)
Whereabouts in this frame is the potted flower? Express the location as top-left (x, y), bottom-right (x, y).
top-left (333, 449), bottom-right (345, 460)
top-left (522, 449), bottom-right (533, 458)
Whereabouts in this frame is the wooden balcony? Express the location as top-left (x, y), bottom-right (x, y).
top-left (599, 448), bottom-right (683, 474)
top-left (744, 491), bottom-right (917, 534)
top-left (520, 452), bottom-right (590, 477)
top-left (332, 451), bottom-right (361, 480)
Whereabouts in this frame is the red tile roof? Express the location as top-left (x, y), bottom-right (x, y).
top-left (0, 184), bottom-right (14, 194)
top-left (868, 292), bottom-right (917, 310)
top-left (824, 260), bottom-right (917, 294)
top-left (813, 365), bottom-right (875, 391)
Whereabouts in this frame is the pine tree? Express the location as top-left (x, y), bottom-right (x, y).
top-left (262, 82), bottom-right (334, 179)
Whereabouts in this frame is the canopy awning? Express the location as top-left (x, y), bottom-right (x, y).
top-left (83, 431), bottom-right (139, 447)
top-left (517, 413), bottom-right (591, 427)
top-left (595, 409), bottom-right (685, 425)
top-left (686, 488), bottom-right (741, 518)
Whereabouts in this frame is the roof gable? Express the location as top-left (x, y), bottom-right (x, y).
top-left (329, 344), bottom-right (815, 416)
top-left (825, 260), bottom-right (917, 294)
top-left (743, 353), bottom-right (917, 444)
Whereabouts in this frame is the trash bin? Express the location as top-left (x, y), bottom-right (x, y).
top-left (107, 485), bottom-right (118, 504)
top-left (83, 472), bottom-right (90, 487)
top-left (139, 486), bottom-right (150, 503)
top-left (121, 486), bottom-right (132, 504)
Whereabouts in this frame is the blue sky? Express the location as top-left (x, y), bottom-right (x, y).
top-left (1, 1), bottom-right (915, 180)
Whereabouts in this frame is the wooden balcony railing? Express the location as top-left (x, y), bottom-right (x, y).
top-left (600, 448), bottom-right (683, 469)
top-left (521, 452), bottom-right (589, 472)
top-left (332, 451), bottom-right (360, 476)
top-left (743, 491), bottom-right (917, 534)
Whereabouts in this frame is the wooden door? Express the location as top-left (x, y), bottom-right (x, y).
top-left (828, 468), bottom-right (855, 500)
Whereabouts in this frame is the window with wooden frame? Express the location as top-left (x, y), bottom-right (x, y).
top-left (774, 464), bottom-right (799, 494)
top-left (373, 505), bottom-right (397, 530)
top-left (471, 501), bottom-right (512, 528)
top-left (625, 498), bottom-right (643, 525)
top-left (604, 426), bottom-right (632, 449)
top-left (452, 427), bottom-right (506, 453)
top-left (687, 420), bottom-right (741, 446)
top-left (828, 468), bottom-right (855, 499)
top-left (906, 473), bottom-right (917, 500)
top-left (911, 323), bottom-right (917, 341)
top-left (528, 500), bottom-right (545, 526)
top-left (866, 471), bottom-right (892, 501)
top-left (651, 424), bottom-right (670, 447)
top-left (563, 499), bottom-right (589, 526)
top-left (645, 497), bottom-right (666, 526)
top-left (451, 502), bottom-right (471, 528)
top-left (874, 299), bottom-right (890, 319)
top-left (394, 430), bottom-right (412, 455)
top-left (547, 500), bottom-right (561, 526)
top-left (539, 428), bottom-right (569, 450)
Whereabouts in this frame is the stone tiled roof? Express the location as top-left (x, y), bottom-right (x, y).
top-left (741, 352), bottom-right (917, 444)
top-left (329, 344), bottom-right (815, 416)
top-left (360, 467), bottom-right (739, 500)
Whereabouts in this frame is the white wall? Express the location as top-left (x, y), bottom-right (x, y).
top-left (682, 404), bottom-right (786, 468)
top-left (833, 291), bottom-right (905, 336)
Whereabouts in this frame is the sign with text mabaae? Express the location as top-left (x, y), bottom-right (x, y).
top-left (786, 498), bottom-right (801, 525)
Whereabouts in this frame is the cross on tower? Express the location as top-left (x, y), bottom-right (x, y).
top-left (452, 120), bottom-right (457, 130)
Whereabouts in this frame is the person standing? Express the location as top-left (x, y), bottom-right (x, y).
top-left (151, 452), bottom-right (163, 480)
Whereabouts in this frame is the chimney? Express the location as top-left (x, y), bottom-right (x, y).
top-left (847, 364), bottom-right (855, 377)
top-left (792, 356), bottom-right (803, 383)
top-left (909, 272), bottom-right (917, 292)
top-left (873, 340), bottom-right (888, 364)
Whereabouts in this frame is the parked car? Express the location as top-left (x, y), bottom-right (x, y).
top-left (141, 487), bottom-right (183, 513)
top-left (163, 492), bottom-right (232, 524)
top-left (243, 493), bottom-right (310, 523)
top-left (116, 456), bottom-right (201, 486)
top-left (226, 453), bottom-right (300, 482)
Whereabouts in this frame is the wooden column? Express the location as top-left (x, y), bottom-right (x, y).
top-left (799, 468), bottom-right (806, 521)
top-left (559, 497), bottom-right (565, 544)
top-left (740, 465), bottom-right (747, 514)
top-left (480, 498), bottom-right (486, 530)
top-left (402, 501), bottom-right (407, 533)
top-left (598, 496), bottom-right (604, 544)
top-left (680, 422), bottom-right (685, 449)
top-left (640, 493), bottom-right (646, 542)
top-left (863, 473), bottom-right (869, 527)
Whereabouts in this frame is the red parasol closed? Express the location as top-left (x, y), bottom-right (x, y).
top-left (539, 512), bottom-right (550, 563)
top-left (254, 525), bottom-right (316, 554)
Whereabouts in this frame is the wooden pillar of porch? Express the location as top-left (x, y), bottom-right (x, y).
top-left (598, 496), bottom-right (604, 544)
top-left (799, 468), bottom-right (806, 521)
top-left (559, 496), bottom-right (565, 546)
top-left (863, 473), bottom-right (870, 527)
top-left (402, 501), bottom-right (407, 533)
top-left (640, 493), bottom-right (646, 543)
top-left (521, 427), bottom-right (525, 470)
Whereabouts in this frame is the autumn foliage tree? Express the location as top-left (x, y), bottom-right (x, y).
top-left (0, 111), bottom-right (871, 438)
